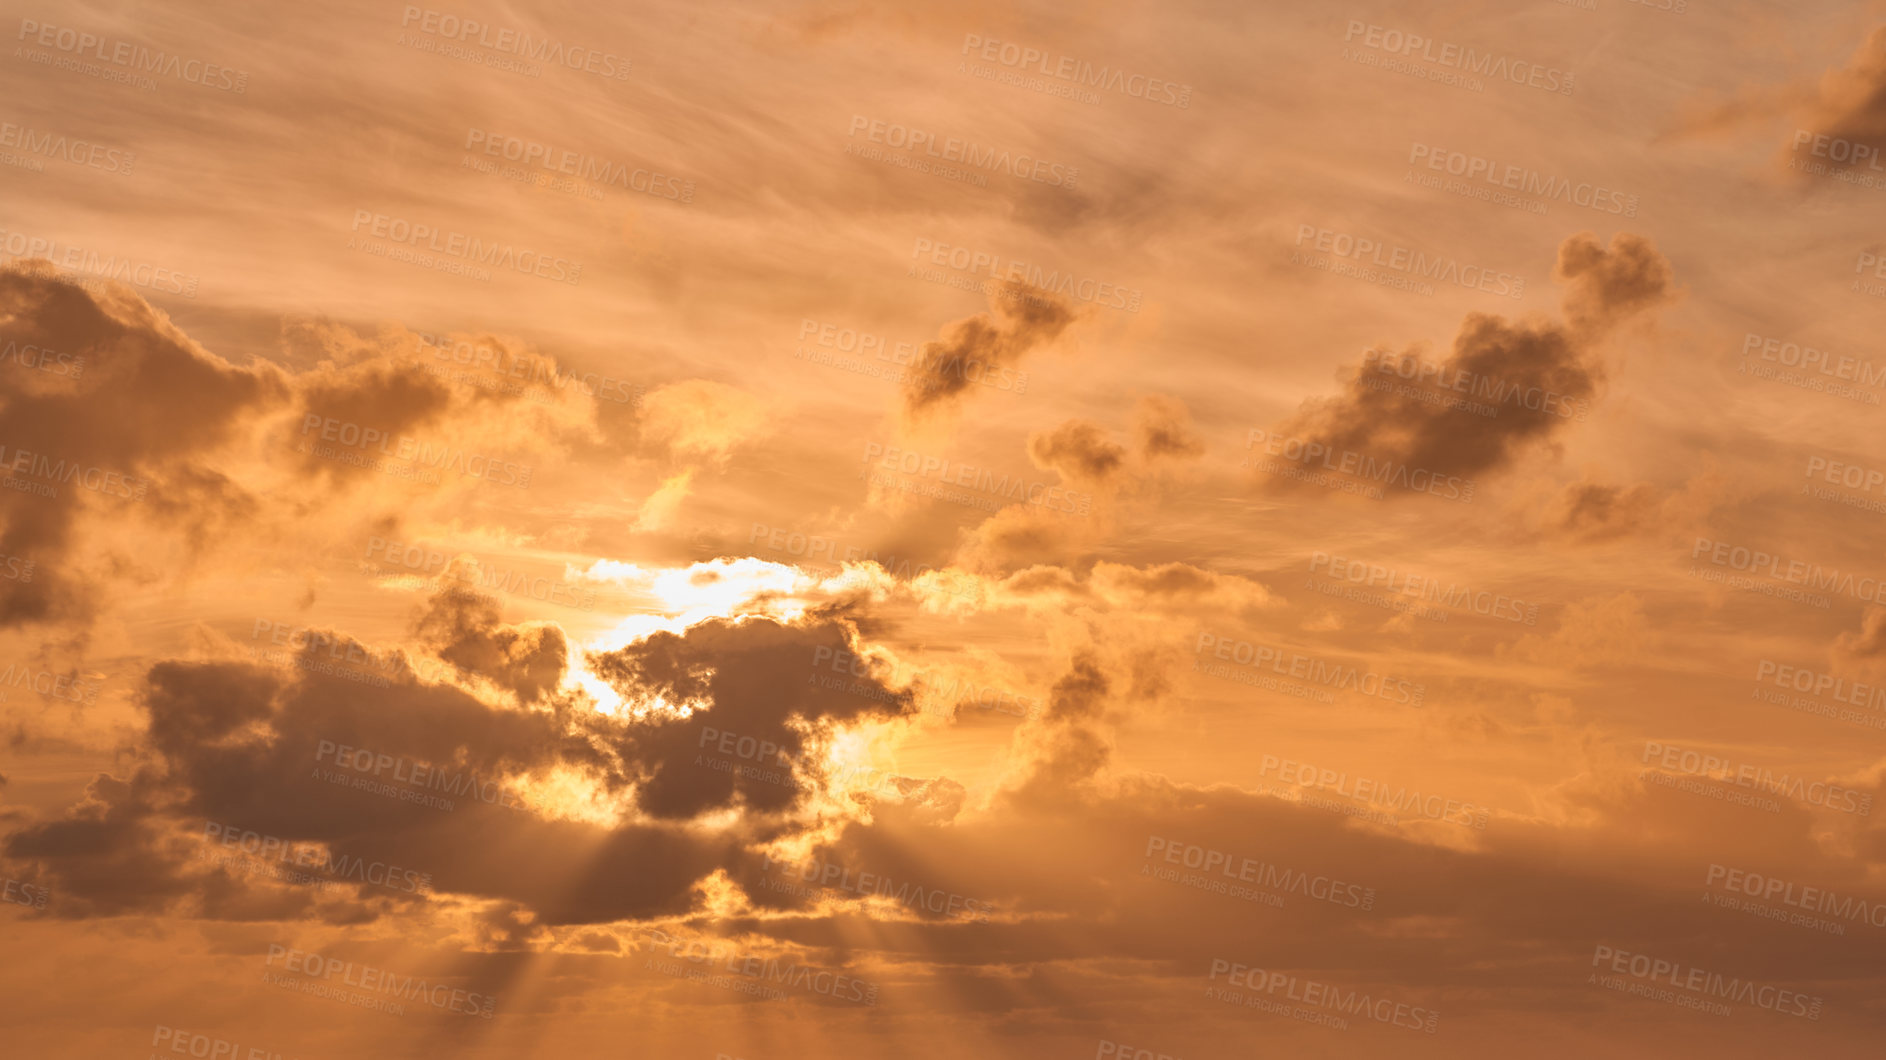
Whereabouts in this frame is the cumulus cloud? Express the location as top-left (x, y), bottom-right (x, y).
top-left (900, 281), bottom-right (1076, 421)
top-left (0, 269), bottom-right (629, 645)
top-left (1026, 394), bottom-right (1206, 490)
top-left (638, 380), bottom-right (769, 466)
top-left (414, 578), bottom-right (569, 705)
top-left (1133, 394), bottom-right (1205, 462)
top-left (1026, 421), bottom-right (1125, 484)
top-left (1265, 233), bottom-right (1673, 493)
top-left (1, 593), bottom-right (921, 926)
top-left (0, 264), bottom-right (285, 632)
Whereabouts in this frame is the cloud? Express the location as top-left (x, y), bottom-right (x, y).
top-left (1026, 420), bottom-right (1126, 484)
top-left (1026, 394), bottom-right (1206, 489)
top-left (585, 613), bottom-right (913, 819)
top-left (0, 264), bottom-right (286, 632)
top-left (1502, 593), bottom-right (1654, 670)
top-left (1668, 26), bottom-right (1886, 179)
top-left (638, 380), bottom-right (769, 466)
top-left (413, 578), bottom-right (569, 705)
top-left (1265, 233), bottom-right (1673, 491)
top-left (1835, 606), bottom-right (1886, 669)
top-left (1133, 394), bottom-right (1205, 462)
top-left (900, 281), bottom-right (1076, 421)
top-left (1795, 28), bottom-right (1886, 156)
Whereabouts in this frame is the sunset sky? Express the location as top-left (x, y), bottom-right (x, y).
top-left (5, 1), bottom-right (1886, 1057)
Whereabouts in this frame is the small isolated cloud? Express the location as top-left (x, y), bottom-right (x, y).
top-left (1264, 233), bottom-right (1673, 494)
top-left (900, 281), bottom-right (1075, 421)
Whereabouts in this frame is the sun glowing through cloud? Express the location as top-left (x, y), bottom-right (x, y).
top-left (6, 2), bottom-right (1885, 1057)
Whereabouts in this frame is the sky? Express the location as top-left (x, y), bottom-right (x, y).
top-left (4, 0), bottom-right (1886, 1056)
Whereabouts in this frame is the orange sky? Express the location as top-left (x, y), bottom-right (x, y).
top-left (4, 1), bottom-right (1886, 1057)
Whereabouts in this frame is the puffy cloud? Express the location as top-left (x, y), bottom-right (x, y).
top-left (1265, 233), bottom-right (1673, 492)
top-left (414, 578), bottom-right (569, 705)
top-left (1133, 394), bottom-right (1205, 462)
top-left (638, 380), bottom-right (769, 466)
top-left (585, 612), bottom-right (912, 819)
top-left (900, 282), bottom-right (1076, 421)
top-left (1025, 394), bottom-right (1206, 492)
top-left (1026, 420), bottom-right (1126, 484)
top-left (0, 265), bottom-right (285, 631)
